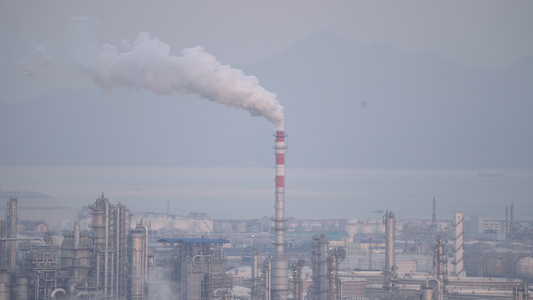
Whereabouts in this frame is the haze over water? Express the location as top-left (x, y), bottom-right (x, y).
top-left (1, 166), bottom-right (531, 222)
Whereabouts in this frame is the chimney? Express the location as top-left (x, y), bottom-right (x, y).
top-left (271, 130), bottom-right (288, 299)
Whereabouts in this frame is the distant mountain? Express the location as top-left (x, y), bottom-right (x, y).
top-left (242, 31), bottom-right (533, 168)
top-left (1, 31), bottom-right (532, 168)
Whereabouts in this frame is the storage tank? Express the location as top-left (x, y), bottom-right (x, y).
top-left (73, 233), bottom-right (92, 282)
top-left (345, 219), bottom-right (358, 238)
top-left (60, 233), bottom-right (74, 269)
top-left (127, 229), bottom-right (146, 300)
top-left (16, 276), bottom-right (29, 300)
top-left (0, 272), bottom-right (11, 300)
top-left (419, 286), bottom-right (434, 300)
top-left (358, 224), bottom-right (373, 234)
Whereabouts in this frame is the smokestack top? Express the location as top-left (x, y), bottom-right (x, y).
top-left (275, 130), bottom-right (286, 141)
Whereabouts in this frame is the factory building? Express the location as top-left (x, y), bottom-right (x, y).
top-left (0, 194), bottom-right (150, 300)
top-left (157, 238), bottom-right (232, 299)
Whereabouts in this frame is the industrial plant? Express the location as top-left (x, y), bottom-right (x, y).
top-left (1, 132), bottom-right (532, 300)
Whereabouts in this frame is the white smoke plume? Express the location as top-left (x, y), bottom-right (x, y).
top-left (82, 32), bottom-right (284, 130)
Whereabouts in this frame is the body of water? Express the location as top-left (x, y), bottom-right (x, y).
top-left (0, 166), bottom-right (531, 221)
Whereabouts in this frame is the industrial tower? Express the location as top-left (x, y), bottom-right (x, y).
top-left (0, 197), bottom-right (18, 270)
top-left (271, 130), bottom-right (289, 300)
top-left (383, 210), bottom-right (397, 292)
top-left (451, 212), bottom-right (465, 277)
top-left (433, 235), bottom-right (447, 300)
top-left (89, 193), bottom-right (130, 298)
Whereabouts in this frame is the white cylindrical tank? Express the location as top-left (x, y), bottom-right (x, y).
top-left (0, 272), bottom-right (11, 300)
top-left (60, 234), bottom-right (74, 269)
top-left (345, 219), bottom-right (358, 236)
top-left (16, 276), bottom-right (29, 300)
top-left (358, 224), bottom-right (373, 234)
top-left (127, 230), bottom-right (146, 300)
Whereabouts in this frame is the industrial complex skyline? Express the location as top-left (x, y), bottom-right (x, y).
top-left (0, 2), bottom-right (532, 299)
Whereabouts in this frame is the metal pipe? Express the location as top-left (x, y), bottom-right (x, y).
top-left (72, 220), bottom-right (79, 250)
top-left (432, 198), bottom-right (437, 233)
top-left (50, 288), bottom-right (67, 298)
top-left (116, 207), bottom-right (120, 297)
top-left (505, 205), bottom-right (509, 236)
top-left (252, 246), bottom-right (258, 299)
top-left (104, 200), bottom-right (109, 296)
top-left (0, 238), bottom-right (44, 244)
top-left (111, 252), bottom-right (115, 299)
top-left (318, 235), bottom-right (328, 300)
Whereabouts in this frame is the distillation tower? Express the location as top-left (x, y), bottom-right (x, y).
top-left (383, 210), bottom-right (396, 292)
top-left (433, 235), bottom-right (447, 300)
top-left (292, 260), bottom-right (305, 300)
top-left (271, 130), bottom-right (289, 300)
top-left (127, 223), bottom-right (149, 300)
top-left (451, 212), bottom-right (465, 277)
top-left (251, 247), bottom-right (259, 300)
top-left (309, 234), bottom-right (345, 300)
top-left (0, 197), bottom-right (18, 270)
top-left (89, 193), bottom-right (130, 298)
top-left (310, 234), bottom-right (328, 300)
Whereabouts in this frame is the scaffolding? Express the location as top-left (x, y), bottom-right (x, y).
top-left (22, 243), bottom-right (69, 300)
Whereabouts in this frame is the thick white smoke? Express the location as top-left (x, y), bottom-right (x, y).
top-left (82, 32), bottom-right (284, 130)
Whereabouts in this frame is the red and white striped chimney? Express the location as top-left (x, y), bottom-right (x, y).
top-left (271, 130), bottom-right (288, 299)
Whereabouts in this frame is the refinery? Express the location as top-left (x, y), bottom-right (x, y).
top-left (1, 132), bottom-right (532, 300)
top-left (2, 2), bottom-right (532, 300)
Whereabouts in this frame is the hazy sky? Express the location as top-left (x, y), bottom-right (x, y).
top-left (1, 0), bottom-right (532, 103)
